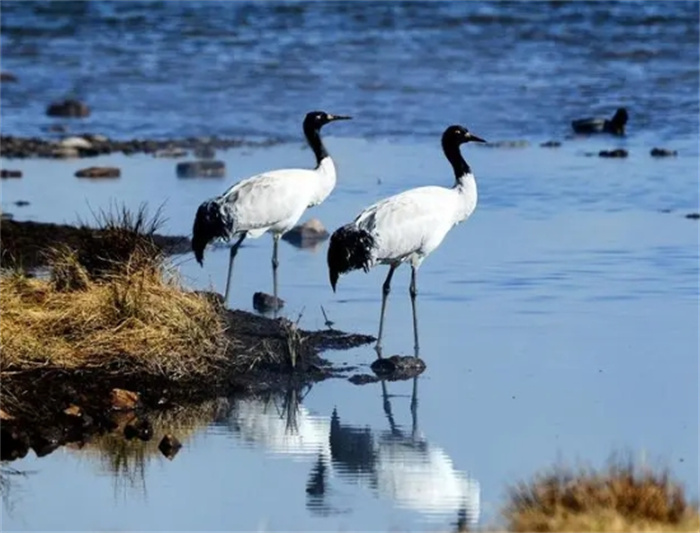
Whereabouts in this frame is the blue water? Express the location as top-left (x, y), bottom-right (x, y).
top-left (1, 1), bottom-right (699, 532)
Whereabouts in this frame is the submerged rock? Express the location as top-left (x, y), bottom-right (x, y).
top-left (540, 140), bottom-right (562, 148)
top-left (176, 160), bottom-right (226, 178)
top-left (572, 107), bottom-right (628, 136)
top-left (484, 139), bottom-right (530, 149)
top-left (0, 71), bottom-right (18, 83)
top-left (154, 147), bottom-right (188, 158)
top-left (75, 166), bottom-right (121, 178)
top-left (253, 291), bottom-right (285, 313)
top-left (599, 149), bottom-right (628, 158)
top-left (194, 144), bottom-right (216, 159)
top-left (0, 169), bottom-right (22, 179)
top-left (281, 218), bottom-right (329, 248)
top-left (46, 99), bottom-right (90, 118)
top-left (650, 147), bottom-right (678, 157)
top-left (158, 434), bottom-right (182, 459)
top-left (370, 355), bottom-right (426, 380)
top-left (685, 213), bottom-right (700, 220)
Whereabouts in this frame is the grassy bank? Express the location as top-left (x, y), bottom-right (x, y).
top-left (502, 458), bottom-right (699, 532)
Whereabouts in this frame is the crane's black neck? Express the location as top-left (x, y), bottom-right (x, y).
top-left (304, 123), bottom-right (329, 167)
top-left (442, 139), bottom-right (471, 184)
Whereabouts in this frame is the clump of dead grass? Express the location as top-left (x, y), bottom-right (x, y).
top-left (1, 222), bottom-right (228, 381)
top-left (503, 456), bottom-right (700, 532)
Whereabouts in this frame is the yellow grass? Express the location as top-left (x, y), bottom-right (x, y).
top-left (502, 458), bottom-right (700, 532)
top-left (0, 251), bottom-right (228, 381)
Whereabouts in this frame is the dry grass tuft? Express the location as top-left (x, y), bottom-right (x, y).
top-left (503, 456), bottom-right (700, 532)
top-left (0, 247), bottom-right (228, 381)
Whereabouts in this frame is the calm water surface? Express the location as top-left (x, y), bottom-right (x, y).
top-left (1, 1), bottom-right (699, 531)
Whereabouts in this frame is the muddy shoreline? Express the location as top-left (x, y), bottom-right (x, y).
top-left (1, 302), bottom-right (375, 462)
top-left (0, 134), bottom-right (283, 159)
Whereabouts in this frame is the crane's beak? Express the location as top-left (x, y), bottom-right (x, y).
top-left (329, 114), bottom-right (352, 121)
top-left (467, 132), bottom-right (486, 143)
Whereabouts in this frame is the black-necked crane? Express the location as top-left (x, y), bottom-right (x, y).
top-left (327, 125), bottom-right (485, 355)
top-left (192, 111), bottom-right (351, 306)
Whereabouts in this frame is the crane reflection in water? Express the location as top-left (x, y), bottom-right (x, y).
top-left (225, 378), bottom-right (480, 529)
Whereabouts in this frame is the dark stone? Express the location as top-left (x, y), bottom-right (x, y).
top-left (370, 355), bottom-right (426, 381)
top-left (1, 169), bottom-right (22, 178)
top-left (281, 218), bottom-right (329, 249)
top-left (158, 434), bottom-right (182, 459)
top-left (685, 213), bottom-right (700, 220)
top-left (0, 72), bottom-right (18, 83)
top-left (176, 160), bottom-right (226, 178)
top-left (599, 149), bottom-right (628, 158)
top-left (46, 99), bottom-right (90, 118)
top-left (253, 291), bottom-right (285, 313)
top-left (540, 140), bottom-right (561, 148)
top-left (75, 166), bottom-right (121, 178)
top-left (0, 425), bottom-right (31, 461)
top-left (348, 373), bottom-right (380, 385)
top-left (650, 147), bottom-right (678, 157)
top-left (13, 200), bottom-right (30, 207)
top-left (124, 418), bottom-right (153, 441)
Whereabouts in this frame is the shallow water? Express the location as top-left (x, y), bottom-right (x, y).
top-left (1, 1), bottom-right (699, 531)
top-left (2, 131), bottom-right (698, 530)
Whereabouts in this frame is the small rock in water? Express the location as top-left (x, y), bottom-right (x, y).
top-left (59, 136), bottom-right (93, 150)
top-left (154, 147), bottom-right (188, 158)
top-left (0, 71), bottom-right (18, 83)
top-left (348, 373), bottom-right (380, 385)
top-left (14, 200), bottom-right (30, 207)
top-left (370, 355), bottom-right (426, 380)
top-left (46, 99), bottom-right (90, 118)
top-left (685, 213), bottom-right (700, 220)
top-left (599, 148), bottom-right (628, 158)
top-left (194, 144), bottom-right (216, 159)
top-left (281, 218), bottom-right (329, 248)
top-left (253, 291), bottom-right (285, 313)
top-left (1, 169), bottom-right (22, 179)
top-left (124, 418), bottom-right (153, 441)
top-left (176, 160), bottom-right (226, 178)
top-left (540, 140), bottom-right (561, 148)
top-left (158, 434), bottom-right (183, 459)
top-left (650, 147), bottom-right (678, 157)
top-left (110, 388), bottom-right (140, 410)
top-left (75, 166), bottom-right (121, 178)
top-left (52, 146), bottom-right (80, 159)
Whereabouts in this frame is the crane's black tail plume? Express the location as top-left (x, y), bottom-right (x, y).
top-left (192, 199), bottom-right (230, 265)
top-left (327, 224), bottom-right (375, 292)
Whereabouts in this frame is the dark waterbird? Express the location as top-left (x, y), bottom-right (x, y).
top-left (571, 107), bottom-right (628, 135)
top-left (192, 111), bottom-right (351, 307)
top-left (327, 125), bottom-right (485, 356)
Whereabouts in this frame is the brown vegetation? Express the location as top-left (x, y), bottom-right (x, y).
top-left (502, 457), bottom-right (699, 532)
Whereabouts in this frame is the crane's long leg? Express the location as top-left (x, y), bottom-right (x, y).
top-left (223, 233), bottom-right (246, 306)
top-left (410, 266), bottom-right (420, 357)
top-left (376, 264), bottom-right (398, 357)
top-left (410, 376), bottom-right (418, 438)
top-left (272, 234), bottom-right (281, 316)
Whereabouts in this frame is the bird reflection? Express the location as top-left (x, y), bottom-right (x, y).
top-left (224, 379), bottom-right (479, 526)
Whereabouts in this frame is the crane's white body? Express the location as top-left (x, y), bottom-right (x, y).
top-left (221, 156), bottom-right (336, 239)
top-left (354, 173), bottom-right (477, 268)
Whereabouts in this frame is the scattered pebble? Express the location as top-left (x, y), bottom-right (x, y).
top-left (253, 291), bottom-right (285, 313)
top-left (0, 169), bottom-right (22, 178)
top-left (46, 99), bottom-right (90, 118)
top-left (158, 434), bottom-right (183, 459)
top-left (110, 388), bottom-right (140, 410)
top-left (281, 218), bottom-right (329, 248)
top-left (540, 140), bottom-right (561, 148)
top-left (0, 71), bottom-right (18, 83)
top-left (685, 213), bottom-right (700, 220)
top-left (75, 166), bottom-right (121, 178)
top-left (154, 147), bottom-right (188, 158)
top-left (176, 160), bottom-right (226, 178)
top-left (599, 149), bottom-right (628, 158)
top-left (650, 147), bottom-right (678, 157)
